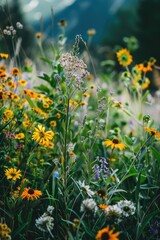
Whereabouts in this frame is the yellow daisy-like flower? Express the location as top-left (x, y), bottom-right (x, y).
top-left (15, 133), bottom-right (25, 139)
top-left (4, 109), bottom-right (14, 119)
top-left (11, 67), bottom-right (21, 76)
top-left (116, 48), bottom-right (133, 67)
top-left (56, 113), bottom-right (61, 119)
top-left (0, 53), bottom-right (9, 59)
top-left (50, 120), bottom-right (57, 127)
top-left (142, 61), bottom-right (152, 73)
top-left (18, 79), bottom-right (28, 87)
top-left (5, 168), bottom-right (22, 181)
top-left (144, 127), bottom-right (160, 139)
top-left (21, 187), bottom-right (42, 200)
top-left (36, 32), bottom-right (43, 39)
top-left (96, 226), bottom-right (119, 240)
top-left (32, 124), bottom-right (54, 145)
top-left (104, 138), bottom-right (125, 151)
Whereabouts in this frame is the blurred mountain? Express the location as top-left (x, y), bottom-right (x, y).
top-left (32, 0), bottom-right (139, 44)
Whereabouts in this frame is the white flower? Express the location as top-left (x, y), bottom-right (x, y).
top-left (47, 205), bottom-right (54, 215)
top-left (117, 200), bottom-right (136, 217)
top-left (103, 205), bottom-right (122, 221)
top-left (59, 52), bottom-right (88, 80)
top-left (80, 198), bottom-right (97, 213)
top-left (35, 214), bottom-right (54, 232)
top-left (78, 180), bottom-right (95, 197)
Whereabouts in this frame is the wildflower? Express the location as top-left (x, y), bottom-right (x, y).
top-left (73, 218), bottom-right (80, 230)
top-left (18, 79), bottom-right (27, 86)
top-left (59, 52), bottom-right (88, 80)
top-left (116, 48), bottom-right (133, 67)
top-left (98, 204), bottom-right (108, 209)
top-left (87, 29), bottom-right (96, 36)
top-left (32, 124), bottom-right (54, 145)
top-left (97, 189), bottom-right (107, 199)
top-left (56, 113), bottom-right (61, 119)
top-left (83, 92), bottom-right (90, 98)
top-left (80, 198), bottom-right (97, 213)
top-left (93, 164), bottom-right (101, 180)
top-left (0, 53), bottom-right (9, 59)
top-left (117, 200), bottom-right (136, 217)
top-left (144, 127), bottom-right (158, 136)
top-left (15, 133), bottom-right (25, 139)
top-left (0, 223), bottom-right (11, 240)
top-left (36, 32), bottom-right (43, 39)
top-left (35, 210), bottom-right (54, 233)
top-left (58, 19), bottom-right (68, 27)
top-left (142, 61), bottom-right (152, 73)
top-left (50, 120), bottom-right (57, 127)
top-left (103, 205), bottom-right (122, 221)
top-left (80, 101), bottom-right (87, 106)
top-left (104, 138), bottom-right (125, 151)
top-left (5, 168), bottom-right (22, 181)
top-left (96, 226), bottom-right (119, 240)
top-left (4, 109), bottom-right (14, 119)
top-left (78, 180), bottom-right (95, 197)
top-left (11, 67), bottom-right (21, 76)
top-left (21, 187), bottom-right (42, 200)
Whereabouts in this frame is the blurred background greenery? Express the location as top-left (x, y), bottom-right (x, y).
top-left (0, 0), bottom-right (160, 65)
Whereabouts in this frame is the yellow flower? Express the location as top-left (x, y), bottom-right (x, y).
top-left (96, 226), bottom-right (119, 240)
top-left (142, 61), bottom-right (152, 73)
top-left (36, 32), bottom-right (43, 39)
top-left (58, 19), bottom-right (68, 27)
top-left (104, 138), bottom-right (125, 151)
top-left (83, 92), bottom-right (90, 98)
top-left (11, 67), bottom-right (21, 76)
top-left (87, 28), bottom-right (96, 36)
top-left (15, 133), bottom-right (25, 139)
top-left (98, 204), bottom-right (108, 209)
top-left (21, 187), bottom-right (42, 200)
top-left (80, 101), bottom-right (87, 106)
top-left (116, 48), bottom-right (133, 67)
top-left (18, 79), bottom-right (28, 86)
top-left (5, 168), bottom-right (22, 181)
top-left (0, 53), bottom-right (9, 59)
top-left (32, 124), bottom-right (54, 145)
top-left (4, 109), bottom-right (14, 119)
top-left (144, 127), bottom-right (160, 139)
top-left (50, 120), bottom-right (57, 127)
top-left (0, 223), bottom-right (11, 239)
top-left (11, 94), bottom-right (20, 101)
top-left (56, 113), bottom-right (61, 119)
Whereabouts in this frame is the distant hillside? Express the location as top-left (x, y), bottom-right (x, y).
top-left (33, 0), bottom-right (139, 44)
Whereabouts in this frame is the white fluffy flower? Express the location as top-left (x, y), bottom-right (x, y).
top-left (80, 198), bottom-right (97, 213)
top-left (59, 52), bottom-right (88, 80)
top-left (103, 205), bottom-right (122, 220)
top-left (35, 214), bottom-right (54, 232)
top-left (117, 200), bottom-right (136, 217)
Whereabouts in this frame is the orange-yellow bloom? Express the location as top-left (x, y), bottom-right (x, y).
top-left (104, 138), bottom-right (125, 151)
top-left (116, 48), bottom-right (133, 67)
top-left (5, 168), bottom-right (22, 181)
top-left (96, 226), bottom-right (119, 240)
top-left (21, 187), bottom-right (42, 200)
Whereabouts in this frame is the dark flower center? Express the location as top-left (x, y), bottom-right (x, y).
top-left (112, 138), bottom-right (119, 144)
top-left (101, 232), bottom-right (109, 240)
top-left (28, 189), bottom-right (34, 195)
top-left (123, 206), bottom-right (130, 212)
top-left (97, 189), bottom-right (106, 198)
top-left (121, 55), bottom-right (128, 62)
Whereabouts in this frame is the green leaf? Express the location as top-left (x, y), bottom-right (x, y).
top-left (24, 95), bottom-right (36, 108)
top-left (124, 135), bottom-right (134, 146)
top-left (151, 146), bottom-right (160, 163)
top-left (34, 84), bottom-right (50, 94)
